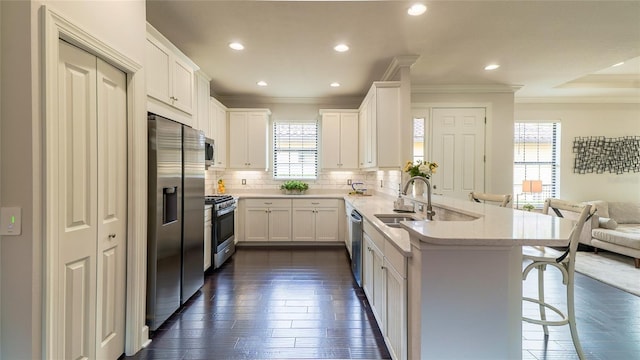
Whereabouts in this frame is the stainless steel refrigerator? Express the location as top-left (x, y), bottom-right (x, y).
top-left (147, 113), bottom-right (205, 331)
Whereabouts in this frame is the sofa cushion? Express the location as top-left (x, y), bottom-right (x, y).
top-left (598, 217), bottom-right (618, 230)
top-left (583, 200), bottom-right (609, 218)
top-left (592, 225), bottom-right (640, 250)
top-left (608, 202), bottom-right (640, 224)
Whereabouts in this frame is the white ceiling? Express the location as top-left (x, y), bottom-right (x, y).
top-left (146, 0), bottom-right (640, 103)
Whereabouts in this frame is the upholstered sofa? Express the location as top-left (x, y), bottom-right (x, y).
top-left (582, 201), bottom-right (640, 268)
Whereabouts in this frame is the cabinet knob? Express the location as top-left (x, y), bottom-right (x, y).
top-left (108, 233), bottom-right (116, 239)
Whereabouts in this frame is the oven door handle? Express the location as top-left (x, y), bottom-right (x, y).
top-left (217, 205), bottom-right (236, 217)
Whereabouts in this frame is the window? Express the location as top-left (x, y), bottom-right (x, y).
top-left (413, 117), bottom-right (425, 163)
top-left (514, 122), bottom-right (560, 208)
top-left (273, 121), bottom-right (318, 179)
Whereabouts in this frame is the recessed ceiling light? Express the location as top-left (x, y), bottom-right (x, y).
top-left (611, 62), bottom-right (624, 67)
top-left (330, 82), bottom-right (341, 88)
top-left (334, 44), bottom-right (349, 52)
top-left (229, 42), bottom-right (244, 51)
top-left (257, 81), bottom-right (268, 87)
top-left (484, 64), bottom-right (500, 71)
top-left (408, 4), bottom-right (427, 16)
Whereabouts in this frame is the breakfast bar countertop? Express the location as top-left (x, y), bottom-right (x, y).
top-left (400, 194), bottom-right (577, 247)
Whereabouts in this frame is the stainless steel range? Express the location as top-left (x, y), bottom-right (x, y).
top-left (205, 195), bottom-right (237, 269)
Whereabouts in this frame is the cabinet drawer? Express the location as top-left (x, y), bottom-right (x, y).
top-left (292, 199), bottom-right (341, 208)
top-left (363, 220), bottom-right (385, 252)
top-left (244, 198), bottom-right (291, 208)
top-left (384, 242), bottom-right (406, 279)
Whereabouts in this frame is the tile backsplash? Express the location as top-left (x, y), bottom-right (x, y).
top-left (205, 168), bottom-right (404, 197)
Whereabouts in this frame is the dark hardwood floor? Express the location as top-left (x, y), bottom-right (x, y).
top-left (123, 246), bottom-right (640, 360)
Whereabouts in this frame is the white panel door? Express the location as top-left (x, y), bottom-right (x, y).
top-left (58, 40), bottom-right (127, 360)
top-left (245, 207), bottom-right (270, 241)
top-left (96, 58), bottom-right (127, 360)
top-left (228, 112), bottom-right (248, 168)
top-left (58, 40), bottom-right (98, 360)
top-left (246, 112), bottom-right (268, 170)
top-left (431, 108), bottom-right (485, 200)
top-left (172, 57), bottom-right (194, 115)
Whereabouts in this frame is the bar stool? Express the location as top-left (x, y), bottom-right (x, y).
top-left (522, 199), bottom-right (594, 360)
top-left (469, 192), bottom-right (512, 207)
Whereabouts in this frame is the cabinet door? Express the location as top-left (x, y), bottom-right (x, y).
top-left (372, 245), bottom-right (385, 330)
top-left (145, 38), bottom-right (171, 104)
top-left (292, 208), bottom-right (315, 241)
top-left (340, 113), bottom-right (359, 169)
top-left (315, 207), bottom-right (339, 241)
top-left (228, 112), bottom-right (248, 168)
top-left (385, 260), bottom-right (407, 360)
top-left (366, 94), bottom-right (377, 168)
top-left (246, 112), bottom-right (268, 170)
top-left (195, 74), bottom-right (210, 135)
top-left (321, 113), bottom-right (341, 168)
top-left (362, 234), bottom-right (375, 301)
top-left (204, 217), bottom-right (212, 270)
top-left (171, 56), bottom-right (194, 115)
top-left (268, 207), bottom-right (292, 241)
top-left (213, 103), bottom-right (227, 168)
top-left (245, 207), bottom-right (269, 241)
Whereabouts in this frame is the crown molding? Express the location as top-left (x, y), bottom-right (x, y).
top-left (381, 55), bottom-right (420, 81)
top-left (515, 96), bottom-right (640, 104)
top-left (216, 95), bottom-right (364, 107)
top-left (412, 84), bottom-right (522, 94)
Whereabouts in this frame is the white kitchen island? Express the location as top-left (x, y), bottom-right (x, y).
top-left (400, 195), bottom-right (576, 360)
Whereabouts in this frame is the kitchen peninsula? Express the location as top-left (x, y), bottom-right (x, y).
top-left (346, 194), bottom-right (576, 360)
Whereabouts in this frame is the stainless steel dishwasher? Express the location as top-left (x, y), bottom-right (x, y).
top-left (350, 210), bottom-right (363, 287)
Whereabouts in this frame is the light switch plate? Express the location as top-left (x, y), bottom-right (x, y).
top-left (0, 207), bottom-right (22, 236)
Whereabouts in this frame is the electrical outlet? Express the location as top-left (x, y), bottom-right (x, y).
top-left (242, 179), bottom-right (246, 185)
top-left (347, 179), bottom-right (352, 185)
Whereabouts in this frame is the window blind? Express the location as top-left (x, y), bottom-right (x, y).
top-left (514, 122), bottom-right (560, 207)
top-left (273, 121), bottom-right (318, 179)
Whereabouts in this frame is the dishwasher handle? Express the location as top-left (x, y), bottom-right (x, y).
top-left (350, 210), bottom-right (362, 223)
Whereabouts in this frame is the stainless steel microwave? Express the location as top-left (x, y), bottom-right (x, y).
top-left (205, 138), bottom-right (214, 168)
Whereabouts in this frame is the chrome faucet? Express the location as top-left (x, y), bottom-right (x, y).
top-left (402, 176), bottom-right (435, 220)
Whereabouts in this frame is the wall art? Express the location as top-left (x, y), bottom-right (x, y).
top-left (573, 136), bottom-right (640, 174)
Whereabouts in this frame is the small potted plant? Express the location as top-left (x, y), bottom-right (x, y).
top-left (522, 203), bottom-right (535, 212)
top-left (280, 180), bottom-right (309, 195)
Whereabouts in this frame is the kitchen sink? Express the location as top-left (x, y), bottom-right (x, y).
top-left (374, 214), bottom-right (423, 228)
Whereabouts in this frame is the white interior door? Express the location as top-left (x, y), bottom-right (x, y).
top-left (431, 108), bottom-right (485, 199)
top-left (58, 40), bottom-right (99, 360)
top-left (96, 58), bottom-right (127, 360)
top-left (58, 40), bottom-right (127, 360)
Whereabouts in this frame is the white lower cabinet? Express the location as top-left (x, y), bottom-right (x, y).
top-left (204, 206), bottom-right (212, 270)
top-left (244, 199), bottom-right (292, 242)
top-left (292, 199), bottom-right (340, 242)
top-left (363, 220), bottom-right (408, 360)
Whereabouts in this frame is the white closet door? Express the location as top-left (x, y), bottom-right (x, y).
top-left (431, 108), bottom-right (485, 200)
top-left (96, 58), bottom-right (127, 360)
top-left (58, 40), bottom-right (99, 360)
top-left (57, 40), bottom-right (127, 360)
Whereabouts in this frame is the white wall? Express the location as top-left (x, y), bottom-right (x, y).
top-left (412, 91), bottom-right (516, 196)
top-left (515, 102), bottom-right (640, 203)
top-left (0, 1), bottom-right (146, 358)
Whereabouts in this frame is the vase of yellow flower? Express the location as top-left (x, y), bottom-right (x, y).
top-left (403, 160), bottom-right (438, 197)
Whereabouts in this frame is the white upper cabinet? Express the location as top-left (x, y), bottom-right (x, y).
top-left (146, 23), bottom-right (197, 125)
top-left (210, 98), bottom-right (227, 169)
top-left (228, 109), bottom-right (270, 170)
top-left (320, 110), bottom-right (359, 170)
top-left (195, 71), bottom-right (211, 136)
top-left (359, 82), bottom-right (401, 170)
